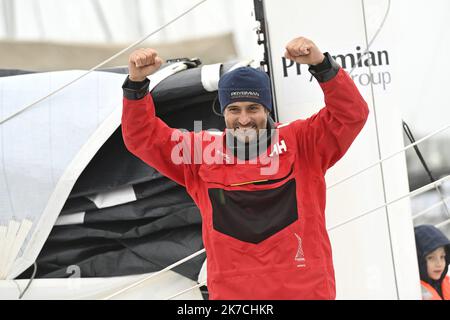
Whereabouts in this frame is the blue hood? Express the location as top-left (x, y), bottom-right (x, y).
top-left (414, 224), bottom-right (450, 284)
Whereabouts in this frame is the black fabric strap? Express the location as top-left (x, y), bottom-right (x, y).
top-left (122, 76), bottom-right (150, 100)
top-left (308, 52), bottom-right (340, 83)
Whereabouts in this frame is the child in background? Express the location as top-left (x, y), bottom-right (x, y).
top-left (414, 224), bottom-right (450, 300)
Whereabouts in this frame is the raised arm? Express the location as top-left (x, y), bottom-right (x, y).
top-left (121, 49), bottom-right (194, 186)
top-left (285, 37), bottom-right (369, 172)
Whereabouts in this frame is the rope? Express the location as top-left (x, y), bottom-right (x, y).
top-left (327, 122), bottom-right (450, 190)
top-left (435, 219), bottom-right (450, 229)
top-left (102, 248), bottom-right (206, 300)
top-left (328, 174), bottom-right (450, 232)
top-left (412, 195), bottom-right (450, 220)
top-left (349, 0), bottom-right (391, 75)
top-left (165, 281), bottom-right (207, 300)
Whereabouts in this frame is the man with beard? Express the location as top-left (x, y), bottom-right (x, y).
top-left (121, 36), bottom-right (369, 299)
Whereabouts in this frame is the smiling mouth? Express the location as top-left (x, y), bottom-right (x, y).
top-left (234, 126), bottom-right (257, 131)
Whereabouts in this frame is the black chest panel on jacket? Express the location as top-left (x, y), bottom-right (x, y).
top-left (208, 179), bottom-right (298, 244)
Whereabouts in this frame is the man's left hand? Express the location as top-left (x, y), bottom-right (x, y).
top-left (284, 37), bottom-right (325, 65)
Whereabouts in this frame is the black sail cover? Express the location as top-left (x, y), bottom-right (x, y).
top-left (13, 61), bottom-right (237, 281)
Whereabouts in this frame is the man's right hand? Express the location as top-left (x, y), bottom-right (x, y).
top-left (128, 48), bottom-right (163, 82)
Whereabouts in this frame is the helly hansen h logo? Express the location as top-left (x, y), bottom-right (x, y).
top-left (230, 91), bottom-right (260, 99)
top-left (269, 140), bottom-right (287, 157)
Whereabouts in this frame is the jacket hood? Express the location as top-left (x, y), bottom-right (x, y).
top-left (414, 224), bottom-right (450, 284)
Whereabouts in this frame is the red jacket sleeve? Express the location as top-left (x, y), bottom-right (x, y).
top-left (121, 94), bottom-right (195, 187)
top-left (294, 68), bottom-right (369, 172)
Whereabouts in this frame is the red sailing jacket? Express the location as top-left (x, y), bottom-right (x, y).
top-left (122, 67), bottom-right (369, 299)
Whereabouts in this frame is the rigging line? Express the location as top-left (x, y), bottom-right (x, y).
top-left (328, 173), bottom-right (450, 232)
top-left (285, 0), bottom-right (392, 205)
top-left (360, 0), bottom-right (397, 300)
top-left (402, 120), bottom-right (450, 218)
top-left (166, 281), bottom-right (207, 300)
top-left (102, 248), bottom-right (206, 300)
top-left (412, 195), bottom-right (450, 220)
top-left (349, 0), bottom-right (391, 76)
top-left (327, 122), bottom-right (450, 190)
top-left (0, 0), bottom-right (210, 126)
top-left (435, 218), bottom-right (450, 229)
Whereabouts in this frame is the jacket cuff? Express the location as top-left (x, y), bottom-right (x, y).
top-left (308, 52), bottom-right (340, 83)
top-left (122, 76), bottom-right (150, 100)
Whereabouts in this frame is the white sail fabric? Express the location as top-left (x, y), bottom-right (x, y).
top-left (0, 70), bottom-right (125, 279)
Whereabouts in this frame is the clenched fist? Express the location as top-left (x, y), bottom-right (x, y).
top-left (284, 37), bottom-right (325, 66)
top-left (128, 48), bottom-right (163, 82)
